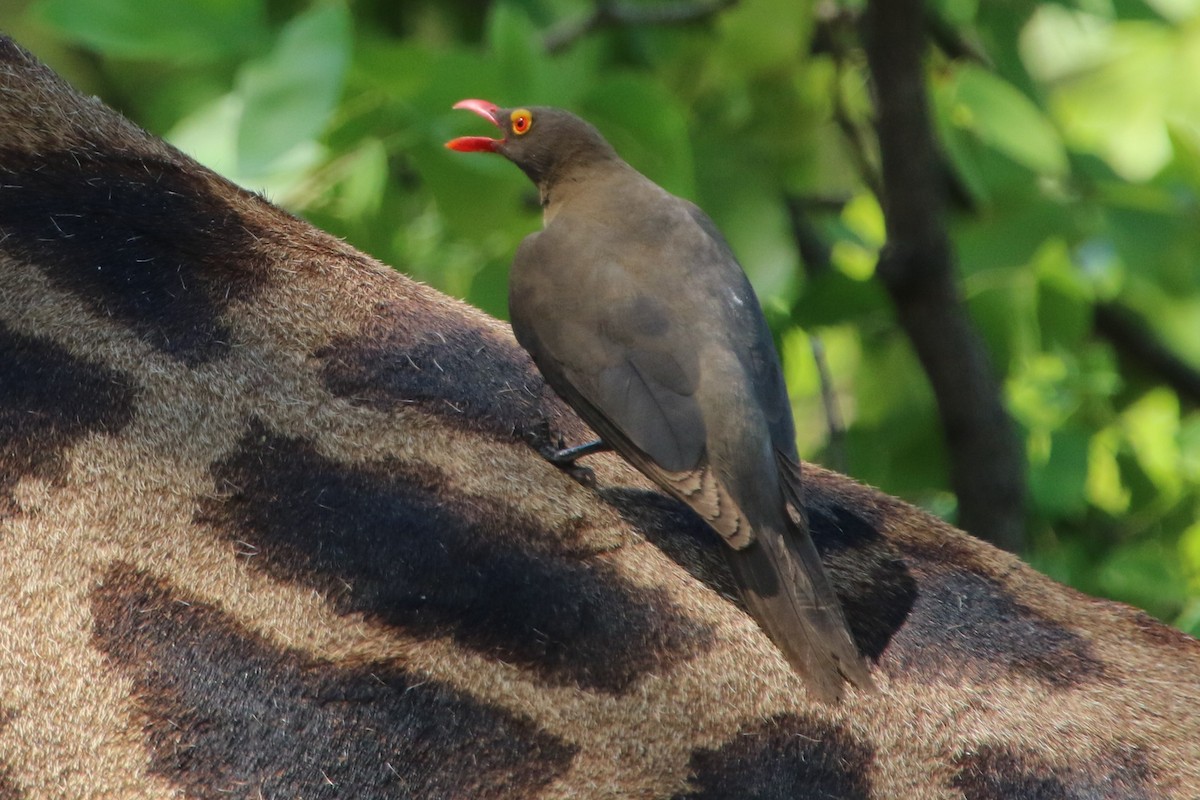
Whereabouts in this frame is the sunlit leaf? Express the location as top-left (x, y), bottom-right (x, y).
top-left (236, 3), bottom-right (351, 176)
top-left (1087, 427), bottom-right (1131, 514)
top-left (1122, 388), bottom-right (1182, 499)
top-left (943, 64), bottom-right (1069, 177)
top-left (1179, 520), bottom-right (1200, 589)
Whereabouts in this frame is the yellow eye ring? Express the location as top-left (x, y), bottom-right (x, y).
top-left (511, 109), bottom-right (533, 136)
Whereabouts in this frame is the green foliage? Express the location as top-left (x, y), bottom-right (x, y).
top-left (13, 0), bottom-right (1200, 634)
top-left (33, 0), bottom-right (267, 63)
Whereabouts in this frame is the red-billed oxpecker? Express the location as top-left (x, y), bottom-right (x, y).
top-left (447, 99), bottom-right (873, 702)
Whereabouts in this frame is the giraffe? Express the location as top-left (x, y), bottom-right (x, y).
top-left (0, 35), bottom-right (1197, 799)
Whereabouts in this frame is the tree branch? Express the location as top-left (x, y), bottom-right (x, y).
top-left (1095, 301), bottom-right (1200, 407)
top-left (784, 193), bottom-right (839, 279)
top-left (784, 194), bottom-right (849, 472)
top-left (862, 0), bottom-right (1025, 551)
top-left (810, 334), bottom-right (848, 473)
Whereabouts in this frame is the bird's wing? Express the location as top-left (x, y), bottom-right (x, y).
top-left (512, 230), bottom-right (709, 475)
top-left (549, 349), bottom-right (752, 545)
top-left (584, 345), bottom-right (705, 474)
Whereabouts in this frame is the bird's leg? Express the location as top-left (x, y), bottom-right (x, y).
top-left (543, 439), bottom-right (610, 488)
top-left (547, 438), bottom-right (610, 466)
top-left (545, 439), bottom-right (610, 488)
top-left (527, 421), bottom-right (609, 488)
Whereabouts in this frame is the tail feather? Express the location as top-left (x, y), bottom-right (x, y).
top-left (716, 448), bottom-right (875, 702)
top-left (723, 518), bottom-right (875, 702)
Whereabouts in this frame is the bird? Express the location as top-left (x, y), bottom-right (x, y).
top-left (446, 99), bottom-right (873, 702)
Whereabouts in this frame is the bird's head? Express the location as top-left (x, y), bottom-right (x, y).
top-left (446, 99), bottom-right (618, 189)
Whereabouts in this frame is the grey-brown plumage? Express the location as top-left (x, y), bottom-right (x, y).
top-left (448, 100), bottom-right (873, 702)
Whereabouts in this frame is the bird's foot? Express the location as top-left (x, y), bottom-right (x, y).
top-left (546, 438), bottom-right (610, 466)
top-left (526, 422), bottom-right (607, 488)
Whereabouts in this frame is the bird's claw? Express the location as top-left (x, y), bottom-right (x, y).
top-left (532, 440), bottom-right (596, 486)
top-left (562, 462), bottom-right (598, 488)
top-left (525, 421), bottom-right (606, 487)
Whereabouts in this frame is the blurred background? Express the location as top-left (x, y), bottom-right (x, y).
top-left (4, 0), bottom-right (1200, 633)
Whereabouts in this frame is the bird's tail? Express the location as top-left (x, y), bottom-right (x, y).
top-left (723, 459), bottom-right (875, 702)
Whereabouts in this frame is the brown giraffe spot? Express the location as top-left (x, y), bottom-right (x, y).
top-left (673, 714), bottom-right (873, 799)
top-left (90, 563), bottom-right (577, 799)
top-left (0, 323), bottom-right (137, 515)
top-left (196, 421), bottom-right (714, 694)
top-left (1121, 605), bottom-right (1200, 652)
top-left (885, 568), bottom-right (1108, 688)
top-left (951, 742), bottom-right (1161, 800)
top-left (0, 150), bottom-right (270, 364)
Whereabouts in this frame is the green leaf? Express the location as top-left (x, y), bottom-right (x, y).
top-left (1029, 427), bottom-right (1091, 516)
top-left (1097, 538), bottom-right (1188, 621)
top-left (487, 3), bottom-right (546, 101)
top-left (328, 138), bottom-right (389, 220)
top-left (955, 198), bottom-right (1074, 275)
top-left (167, 93), bottom-right (242, 179)
top-left (582, 75), bottom-right (695, 197)
top-left (714, 0), bottom-right (808, 76)
top-left (236, 3), bottom-right (352, 176)
top-left (967, 278), bottom-right (1035, 373)
top-left (1035, 18), bottom-right (1200, 180)
top-left (944, 64), bottom-right (1069, 177)
top-left (1033, 239), bottom-right (1092, 350)
top-left (793, 268), bottom-right (889, 327)
top-left (1122, 388), bottom-right (1182, 499)
top-left (1178, 519), bottom-right (1200, 590)
top-left (1008, 353), bottom-right (1073, 430)
top-left (1087, 427), bottom-right (1131, 515)
top-left (930, 0), bottom-right (979, 27)
top-left (33, 0), bottom-right (266, 62)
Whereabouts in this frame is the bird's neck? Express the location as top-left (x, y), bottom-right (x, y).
top-left (540, 158), bottom-right (640, 227)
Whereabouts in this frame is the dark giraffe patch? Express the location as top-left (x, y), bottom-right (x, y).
top-left (606, 484), bottom-right (916, 663)
top-left (1121, 605), bottom-right (1200, 653)
top-left (951, 742), bottom-right (1159, 800)
top-left (318, 301), bottom-right (583, 443)
top-left (0, 709), bottom-right (26, 799)
top-left (0, 323), bottom-right (137, 515)
top-left (805, 500), bottom-right (916, 662)
top-left (90, 563), bottom-right (576, 799)
top-left (197, 422), bottom-right (712, 694)
top-left (887, 569), bottom-right (1106, 687)
top-left (673, 714), bottom-right (873, 799)
top-left (603, 486), bottom-right (740, 601)
top-left (0, 37), bottom-right (21, 64)
top-left (0, 765), bottom-right (21, 800)
top-left (0, 150), bottom-right (269, 364)
top-left (803, 473), bottom-right (1106, 686)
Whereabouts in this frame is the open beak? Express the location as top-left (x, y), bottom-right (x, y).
top-left (446, 99), bottom-right (503, 152)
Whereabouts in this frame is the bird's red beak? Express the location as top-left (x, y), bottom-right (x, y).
top-left (446, 99), bottom-right (503, 152)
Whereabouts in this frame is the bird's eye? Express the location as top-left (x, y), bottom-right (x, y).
top-left (511, 109), bottom-right (532, 135)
